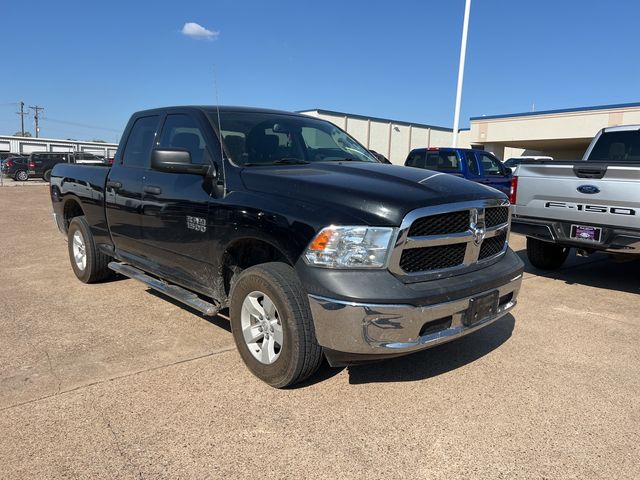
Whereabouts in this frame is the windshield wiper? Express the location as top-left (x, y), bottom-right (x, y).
top-left (271, 158), bottom-right (310, 165)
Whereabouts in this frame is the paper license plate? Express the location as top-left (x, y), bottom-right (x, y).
top-left (570, 224), bottom-right (602, 242)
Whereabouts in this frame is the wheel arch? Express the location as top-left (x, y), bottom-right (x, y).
top-left (219, 236), bottom-right (296, 302)
top-left (61, 196), bottom-right (85, 232)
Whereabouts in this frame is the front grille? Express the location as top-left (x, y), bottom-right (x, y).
top-left (408, 210), bottom-right (469, 237)
top-left (391, 201), bottom-right (511, 281)
top-left (485, 207), bottom-right (509, 228)
top-left (479, 232), bottom-right (507, 259)
top-left (399, 244), bottom-right (466, 272)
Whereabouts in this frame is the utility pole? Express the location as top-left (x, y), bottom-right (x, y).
top-left (452, 0), bottom-right (472, 148)
top-left (29, 105), bottom-right (44, 138)
top-left (16, 102), bottom-right (27, 136)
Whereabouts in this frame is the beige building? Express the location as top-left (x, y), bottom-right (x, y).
top-left (299, 109), bottom-right (454, 164)
top-left (302, 102), bottom-right (640, 164)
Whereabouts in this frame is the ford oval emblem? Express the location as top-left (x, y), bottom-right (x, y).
top-left (577, 185), bottom-right (600, 194)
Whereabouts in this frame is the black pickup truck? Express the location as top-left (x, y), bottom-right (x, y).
top-left (50, 106), bottom-right (524, 387)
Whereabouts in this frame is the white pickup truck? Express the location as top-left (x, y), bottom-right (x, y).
top-left (510, 125), bottom-right (640, 269)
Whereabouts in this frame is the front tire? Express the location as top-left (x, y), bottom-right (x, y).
top-left (67, 216), bottom-right (112, 283)
top-left (526, 237), bottom-right (570, 270)
top-left (229, 262), bottom-right (323, 388)
top-left (15, 170), bottom-right (28, 181)
top-left (43, 170), bottom-right (52, 182)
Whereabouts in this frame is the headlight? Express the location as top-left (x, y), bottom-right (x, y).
top-left (304, 226), bottom-right (396, 268)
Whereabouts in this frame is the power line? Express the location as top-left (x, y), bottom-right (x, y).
top-left (29, 105), bottom-right (44, 138)
top-left (42, 116), bottom-right (121, 133)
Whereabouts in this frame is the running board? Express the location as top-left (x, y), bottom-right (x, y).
top-left (108, 262), bottom-right (220, 316)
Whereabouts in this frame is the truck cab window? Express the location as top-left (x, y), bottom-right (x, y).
top-left (122, 115), bottom-right (159, 168)
top-left (479, 153), bottom-right (504, 176)
top-left (159, 114), bottom-right (208, 164)
top-left (406, 150), bottom-right (426, 168)
top-left (431, 152), bottom-right (460, 173)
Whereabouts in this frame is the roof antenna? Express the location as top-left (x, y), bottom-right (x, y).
top-left (213, 65), bottom-right (224, 164)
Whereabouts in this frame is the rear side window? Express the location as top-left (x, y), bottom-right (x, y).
top-left (426, 151), bottom-right (460, 173)
top-left (122, 116), bottom-right (159, 168)
top-left (588, 130), bottom-right (640, 162)
top-left (406, 150), bottom-right (426, 168)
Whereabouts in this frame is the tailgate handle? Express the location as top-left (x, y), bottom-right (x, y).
top-left (573, 164), bottom-right (607, 179)
top-left (106, 180), bottom-right (122, 190)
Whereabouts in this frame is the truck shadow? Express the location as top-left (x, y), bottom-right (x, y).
top-left (145, 289), bottom-right (232, 333)
top-left (514, 248), bottom-right (640, 295)
top-left (343, 314), bottom-right (515, 385)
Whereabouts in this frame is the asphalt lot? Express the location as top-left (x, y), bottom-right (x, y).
top-left (0, 185), bottom-right (638, 479)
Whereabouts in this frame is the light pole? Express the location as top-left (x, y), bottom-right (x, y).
top-left (452, 0), bottom-right (471, 148)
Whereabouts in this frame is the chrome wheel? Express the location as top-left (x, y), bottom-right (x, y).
top-left (240, 291), bottom-right (283, 365)
top-left (16, 171), bottom-right (28, 181)
top-left (72, 230), bottom-right (87, 271)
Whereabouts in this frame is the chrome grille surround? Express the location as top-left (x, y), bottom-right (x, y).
top-left (389, 198), bottom-right (511, 283)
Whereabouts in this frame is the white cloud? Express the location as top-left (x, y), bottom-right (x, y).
top-left (181, 22), bottom-right (219, 40)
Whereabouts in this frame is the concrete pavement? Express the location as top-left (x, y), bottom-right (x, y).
top-left (0, 187), bottom-right (638, 479)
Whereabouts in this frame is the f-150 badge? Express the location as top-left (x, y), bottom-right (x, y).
top-left (186, 216), bottom-right (207, 232)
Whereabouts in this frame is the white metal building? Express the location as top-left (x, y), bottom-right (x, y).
top-left (0, 135), bottom-right (118, 158)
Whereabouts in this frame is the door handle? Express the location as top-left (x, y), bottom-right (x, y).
top-left (143, 185), bottom-right (162, 195)
top-left (106, 180), bottom-right (122, 189)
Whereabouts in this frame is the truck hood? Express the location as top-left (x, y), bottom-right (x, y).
top-left (240, 162), bottom-right (505, 226)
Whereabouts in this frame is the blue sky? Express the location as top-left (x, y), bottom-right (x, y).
top-left (2, 0), bottom-right (639, 141)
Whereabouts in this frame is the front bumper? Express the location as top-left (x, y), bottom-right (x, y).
top-left (308, 270), bottom-right (522, 357)
top-left (512, 215), bottom-right (640, 254)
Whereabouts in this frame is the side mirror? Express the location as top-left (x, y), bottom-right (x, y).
top-left (151, 149), bottom-right (210, 175)
top-left (504, 166), bottom-right (513, 176)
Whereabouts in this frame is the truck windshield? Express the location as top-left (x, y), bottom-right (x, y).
top-left (587, 130), bottom-right (640, 162)
top-left (210, 111), bottom-right (379, 166)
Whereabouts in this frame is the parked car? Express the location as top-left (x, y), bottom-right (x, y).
top-left (1, 156), bottom-right (29, 180)
top-left (369, 150), bottom-right (392, 164)
top-left (511, 125), bottom-right (640, 269)
top-left (504, 156), bottom-right (553, 169)
top-left (28, 152), bottom-right (107, 181)
top-left (0, 152), bottom-right (23, 161)
top-left (50, 106), bottom-right (523, 388)
top-left (405, 147), bottom-right (513, 195)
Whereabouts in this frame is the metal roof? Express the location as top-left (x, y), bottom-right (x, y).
top-left (470, 101), bottom-right (640, 121)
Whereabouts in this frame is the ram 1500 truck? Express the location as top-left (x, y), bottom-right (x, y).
top-left (511, 125), bottom-right (640, 269)
top-left (50, 106), bottom-right (524, 387)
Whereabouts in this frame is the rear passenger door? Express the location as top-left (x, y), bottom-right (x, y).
top-left (105, 114), bottom-right (160, 257)
top-left (477, 152), bottom-right (511, 195)
top-left (140, 111), bottom-right (218, 290)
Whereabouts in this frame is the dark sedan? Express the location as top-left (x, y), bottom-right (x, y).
top-left (1, 156), bottom-right (29, 181)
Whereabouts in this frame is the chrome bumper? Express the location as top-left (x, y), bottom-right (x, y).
top-left (308, 273), bottom-right (522, 355)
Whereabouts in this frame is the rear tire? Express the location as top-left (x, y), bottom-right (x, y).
top-left (526, 237), bottom-right (570, 270)
top-left (67, 216), bottom-right (112, 283)
top-left (15, 170), bottom-right (28, 181)
top-left (229, 262), bottom-right (323, 388)
top-left (43, 170), bottom-right (52, 182)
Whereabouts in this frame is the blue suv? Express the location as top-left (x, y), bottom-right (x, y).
top-left (404, 147), bottom-right (512, 195)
